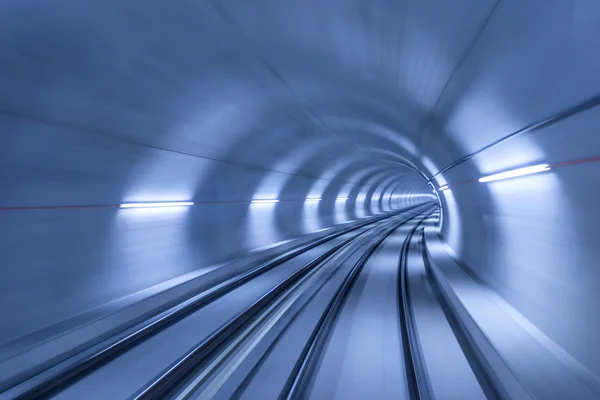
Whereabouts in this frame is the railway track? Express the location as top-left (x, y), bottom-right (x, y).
top-left (5, 203), bottom-right (515, 400)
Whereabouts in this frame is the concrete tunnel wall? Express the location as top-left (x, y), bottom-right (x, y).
top-left (427, 2), bottom-right (600, 377)
top-left (1, 0), bottom-right (600, 380)
top-left (0, 0), bottom-right (435, 344)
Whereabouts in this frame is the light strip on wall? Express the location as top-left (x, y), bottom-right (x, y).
top-left (305, 197), bottom-right (322, 202)
top-left (336, 197), bottom-right (349, 201)
top-left (395, 194), bottom-right (437, 198)
top-left (439, 185), bottom-right (449, 191)
top-left (478, 163), bottom-right (550, 183)
top-left (120, 202), bottom-right (194, 208)
top-left (251, 199), bottom-right (279, 204)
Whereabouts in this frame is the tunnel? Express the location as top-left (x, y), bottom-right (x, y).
top-left (1, 1), bottom-right (599, 399)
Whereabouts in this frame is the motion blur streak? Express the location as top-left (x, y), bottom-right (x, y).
top-left (0, 1), bottom-right (599, 399)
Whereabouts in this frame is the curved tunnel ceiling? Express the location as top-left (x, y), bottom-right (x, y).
top-left (0, 0), bottom-right (494, 195)
top-left (1, 0), bottom-right (600, 396)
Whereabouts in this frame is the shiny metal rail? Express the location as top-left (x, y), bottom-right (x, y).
top-left (3, 204), bottom-right (435, 399)
top-left (279, 210), bottom-right (435, 400)
top-left (132, 208), bottom-right (434, 399)
top-left (421, 229), bottom-right (504, 400)
top-left (398, 214), bottom-right (436, 400)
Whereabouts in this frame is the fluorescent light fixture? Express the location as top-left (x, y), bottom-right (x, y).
top-left (478, 163), bottom-right (550, 183)
top-left (395, 194), bottom-right (436, 198)
top-left (357, 196), bottom-right (367, 200)
top-left (120, 201), bottom-right (194, 209)
top-left (439, 185), bottom-right (449, 191)
top-left (251, 199), bottom-right (279, 204)
top-left (305, 197), bottom-right (322, 202)
top-left (336, 196), bottom-right (349, 201)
